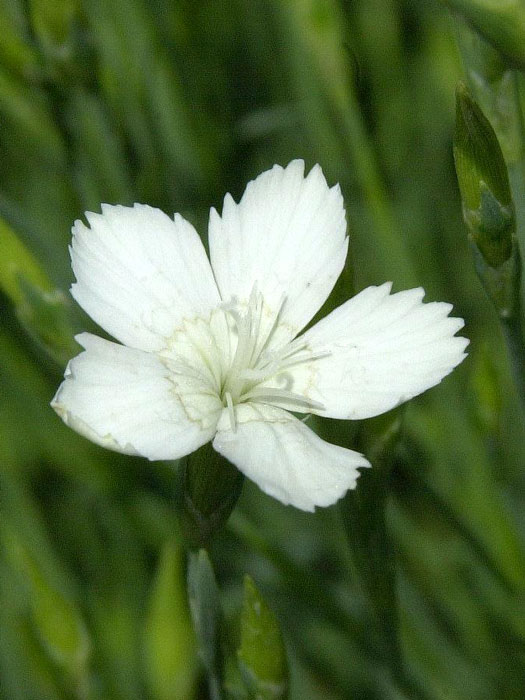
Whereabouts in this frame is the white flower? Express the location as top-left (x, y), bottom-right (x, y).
top-left (52, 160), bottom-right (468, 511)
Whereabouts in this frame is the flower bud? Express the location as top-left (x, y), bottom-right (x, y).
top-left (176, 442), bottom-right (244, 549)
top-left (187, 549), bottom-right (223, 697)
top-left (454, 81), bottom-right (515, 268)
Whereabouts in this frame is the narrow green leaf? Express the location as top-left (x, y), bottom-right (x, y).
top-left (223, 654), bottom-right (250, 700)
top-left (187, 549), bottom-right (223, 700)
top-left (468, 342), bottom-right (503, 434)
top-left (0, 67), bottom-right (65, 164)
top-left (237, 576), bottom-right (288, 700)
top-left (30, 0), bottom-right (77, 62)
top-left (66, 89), bottom-right (134, 207)
top-left (443, 0), bottom-right (525, 69)
top-left (147, 56), bottom-right (212, 190)
top-left (0, 215), bottom-right (52, 303)
top-left (1, 523), bottom-right (91, 693)
top-left (144, 541), bottom-right (198, 700)
top-left (0, 216), bottom-right (77, 365)
top-left (28, 565), bottom-right (91, 680)
top-left (0, 3), bottom-right (41, 78)
top-left (284, 0), bottom-right (418, 288)
top-left (16, 276), bottom-right (78, 366)
top-left (339, 408), bottom-right (407, 681)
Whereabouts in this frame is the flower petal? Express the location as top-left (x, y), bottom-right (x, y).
top-left (71, 204), bottom-right (220, 352)
top-left (270, 283), bottom-right (468, 419)
top-left (212, 403), bottom-right (369, 511)
top-left (208, 160), bottom-right (348, 345)
top-left (51, 333), bottom-right (221, 460)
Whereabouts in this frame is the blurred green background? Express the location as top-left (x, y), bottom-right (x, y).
top-left (2, 0), bottom-right (525, 698)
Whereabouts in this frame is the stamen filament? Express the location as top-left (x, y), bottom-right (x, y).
top-left (225, 391), bottom-right (236, 432)
top-left (252, 292), bottom-right (287, 360)
top-left (276, 349), bottom-right (331, 371)
top-left (192, 286), bottom-right (328, 416)
top-left (239, 386), bottom-right (325, 412)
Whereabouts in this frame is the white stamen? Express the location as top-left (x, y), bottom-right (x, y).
top-left (252, 292), bottom-right (287, 359)
top-left (186, 285), bottom-right (328, 418)
top-left (277, 348), bottom-right (331, 370)
top-left (225, 391), bottom-right (236, 432)
top-left (239, 386), bottom-right (325, 412)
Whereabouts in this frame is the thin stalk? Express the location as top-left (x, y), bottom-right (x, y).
top-left (500, 313), bottom-right (525, 412)
top-left (208, 676), bottom-right (222, 700)
top-left (186, 550), bottom-right (224, 700)
top-left (338, 409), bottom-right (426, 699)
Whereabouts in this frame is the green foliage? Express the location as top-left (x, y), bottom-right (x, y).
top-left (144, 542), bottom-right (197, 700)
top-left (237, 576), bottom-right (288, 700)
top-left (0, 216), bottom-right (77, 364)
top-left (1, 1), bottom-right (525, 699)
top-left (443, 0), bottom-right (525, 69)
top-left (2, 522), bottom-right (91, 695)
top-left (187, 550), bottom-right (224, 700)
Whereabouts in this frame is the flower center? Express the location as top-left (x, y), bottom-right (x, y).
top-left (164, 286), bottom-right (328, 431)
top-left (218, 287), bottom-right (328, 430)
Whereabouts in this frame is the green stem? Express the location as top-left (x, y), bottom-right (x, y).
top-left (500, 313), bottom-right (525, 412)
top-left (339, 475), bottom-right (423, 698)
top-left (337, 409), bottom-right (426, 698)
top-left (187, 550), bottom-right (224, 700)
top-left (511, 72), bottom-right (525, 163)
top-left (508, 73), bottom-right (525, 261)
top-left (208, 676), bottom-right (222, 700)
